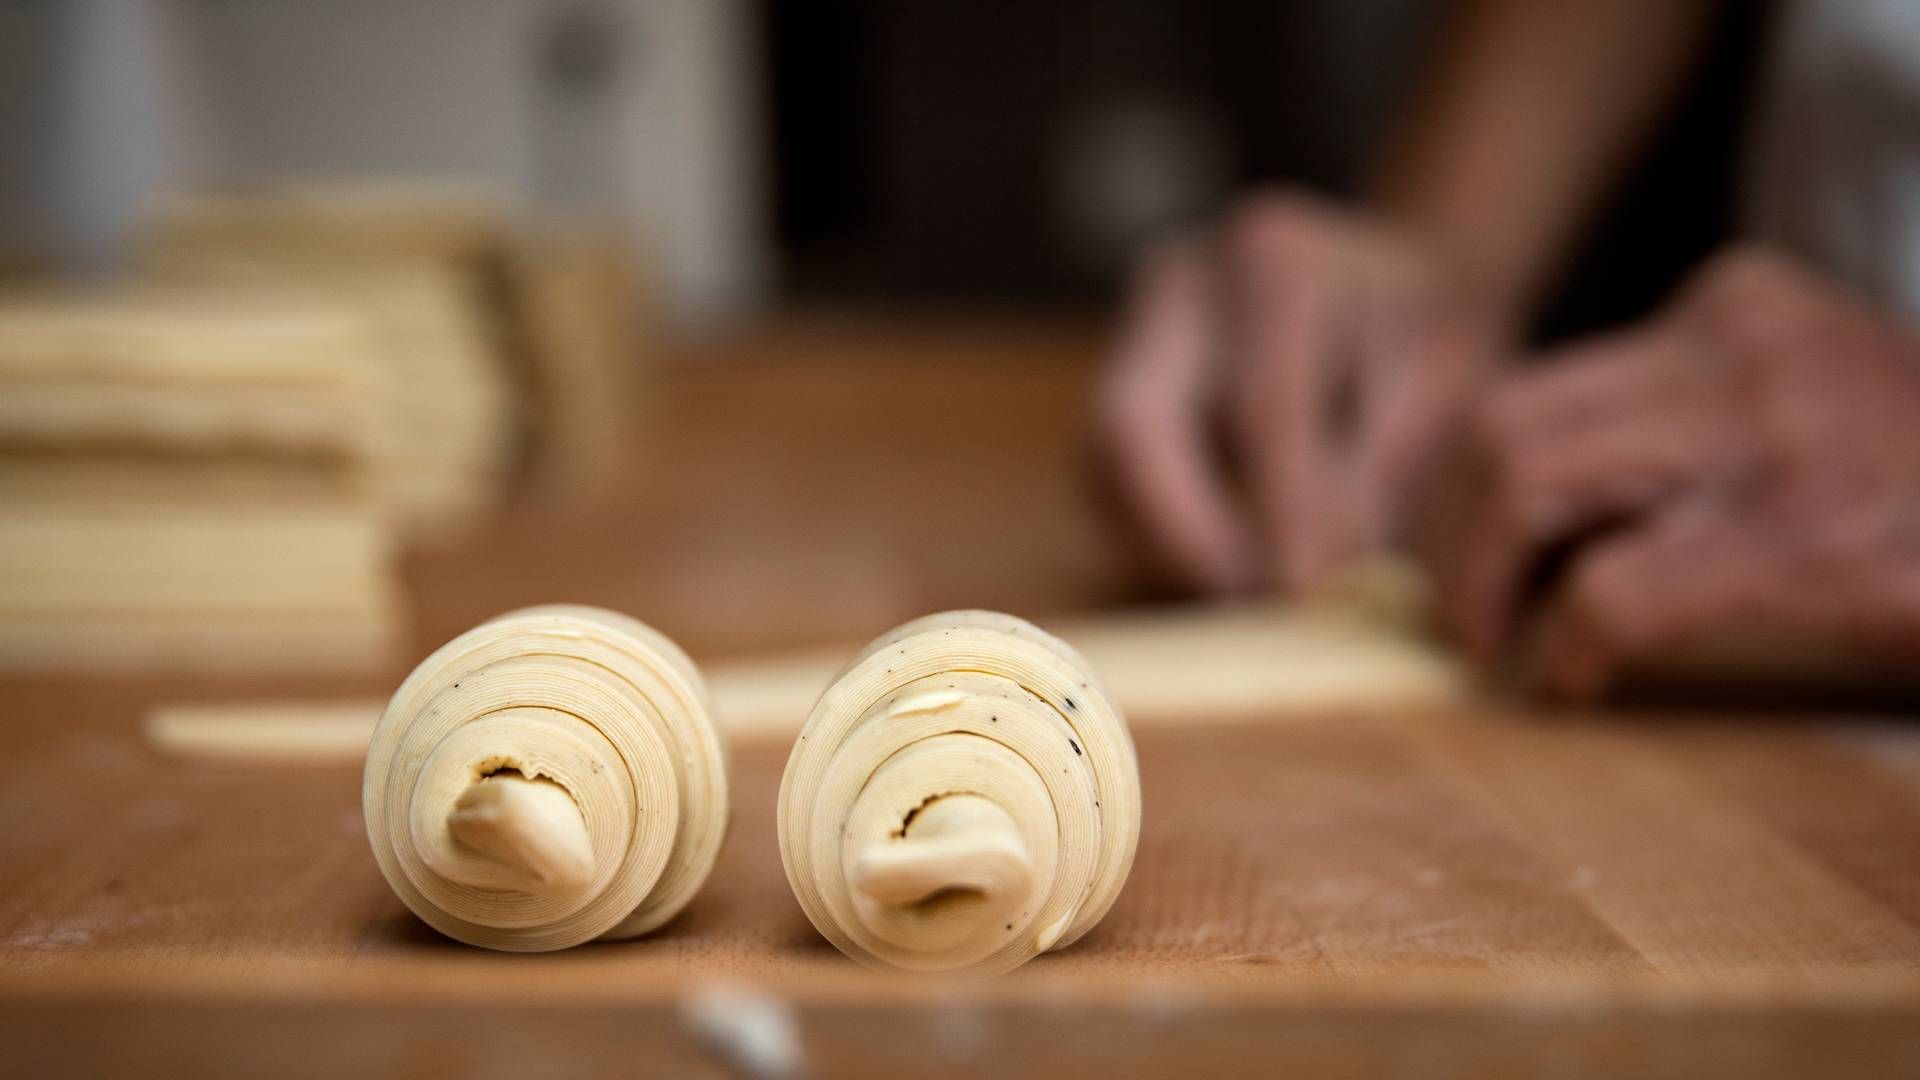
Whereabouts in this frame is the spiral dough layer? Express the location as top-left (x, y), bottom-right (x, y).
top-left (779, 610), bottom-right (1141, 974)
top-left (363, 605), bottom-right (729, 951)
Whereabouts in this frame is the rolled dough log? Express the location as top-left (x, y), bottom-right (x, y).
top-left (363, 605), bottom-right (729, 951)
top-left (778, 610), bottom-right (1140, 975)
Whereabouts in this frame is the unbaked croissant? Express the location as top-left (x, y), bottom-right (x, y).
top-left (363, 605), bottom-right (729, 951)
top-left (779, 610), bottom-right (1141, 974)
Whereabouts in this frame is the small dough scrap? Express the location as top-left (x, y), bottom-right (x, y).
top-left (445, 771), bottom-right (597, 898)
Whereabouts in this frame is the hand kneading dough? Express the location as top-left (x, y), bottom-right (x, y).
top-left (779, 610), bottom-right (1141, 975)
top-left (363, 606), bottom-right (729, 951)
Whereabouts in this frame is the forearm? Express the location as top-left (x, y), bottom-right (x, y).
top-left (1368, 0), bottom-right (1725, 318)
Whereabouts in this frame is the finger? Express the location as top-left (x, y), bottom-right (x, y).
top-left (1474, 323), bottom-right (1702, 450)
top-left (1535, 492), bottom-right (1920, 700)
top-left (1431, 330), bottom-right (1758, 661)
top-left (1529, 501), bottom-right (1785, 699)
top-left (1349, 285), bottom-right (1499, 546)
top-left (1221, 227), bottom-right (1343, 592)
top-left (1097, 242), bottom-right (1257, 592)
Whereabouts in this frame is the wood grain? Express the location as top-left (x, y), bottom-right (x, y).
top-left (1417, 715), bottom-right (1920, 976)
top-left (6, 710), bottom-right (1920, 1076)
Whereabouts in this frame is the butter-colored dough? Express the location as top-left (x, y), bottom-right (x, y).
top-left (145, 183), bottom-right (514, 540)
top-left (778, 610), bottom-right (1141, 975)
top-left (363, 605), bottom-right (729, 951)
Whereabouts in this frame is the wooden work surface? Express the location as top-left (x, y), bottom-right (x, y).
top-left (4, 316), bottom-right (1920, 1077)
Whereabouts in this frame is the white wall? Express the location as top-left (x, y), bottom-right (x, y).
top-left (2, 0), bottom-right (211, 273)
top-left (5, 0), bottom-right (772, 322)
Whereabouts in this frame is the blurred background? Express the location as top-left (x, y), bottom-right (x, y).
top-left (0, 0), bottom-right (1776, 677)
top-left (1, 0), bottom-right (1772, 326)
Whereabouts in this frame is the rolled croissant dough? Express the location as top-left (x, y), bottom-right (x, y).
top-left (361, 605), bottom-right (730, 951)
top-left (779, 610), bottom-right (1141, 975)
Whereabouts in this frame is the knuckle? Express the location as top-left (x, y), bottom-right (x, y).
top-left (1705, 247), bottom-right (1797, 292)
top-left (1682, 248), bottom-right (1814, 350)
top-left (1224, 189), bottom-right (1326, 260)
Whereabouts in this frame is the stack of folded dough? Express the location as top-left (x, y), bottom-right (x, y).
top-left (363, 606), bottom-right (730, 951)
top-left (0, 290), bottom-right (401, 672)
top-left (779, 610), bottom-right (1141, 975)
top-left (144, 183), bottom-right (517, 539)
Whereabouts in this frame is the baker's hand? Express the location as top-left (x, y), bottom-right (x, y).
top-left (1097, 192), bottom-right (1504, 593)
top-left (1424, 250), bottom-right (1920, 698)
